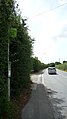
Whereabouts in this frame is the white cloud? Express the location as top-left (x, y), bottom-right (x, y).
top-left (16, 0), bottom-right (33, 17)
top-left (16, 0), bottom-right (47, 18)
top-left (52, 19), bottom-right (67, 41)
top-left (16, 0), bottom-right (67, 63)
top-left (59, 0), bottom-right (67, 5)
top-left (29, 10), bottom-right (67, 63)
top-left (28, 10), bottom-right (58, 38)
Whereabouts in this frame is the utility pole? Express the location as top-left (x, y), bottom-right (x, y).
top-left (59, 58), bottom-right (60, 62)
top-left (8, 40), bottom-right (11, 101)
top-left (7, 27), bottom-right (17, 101)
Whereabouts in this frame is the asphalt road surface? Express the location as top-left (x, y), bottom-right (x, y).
top-left (21, 71), bottom-right (55, 119)
top-left (42, 69), bottom-right (67, 119)
top-left (21, 69), bottom-right (67, 119)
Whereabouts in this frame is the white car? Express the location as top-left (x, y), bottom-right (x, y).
top-left (48, 67), bottom-right (56, 74)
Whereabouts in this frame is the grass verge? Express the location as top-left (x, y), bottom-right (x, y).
top-left (56, 63), bottom-right (67, 72)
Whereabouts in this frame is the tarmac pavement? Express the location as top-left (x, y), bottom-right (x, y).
top-left (21, 83), bottom-right (55, 119)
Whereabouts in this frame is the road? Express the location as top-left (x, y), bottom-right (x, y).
top-left (21, 71), bottom-right (55, 119)
top-left (42, 69), bottom-right (67, 119)
top-left (21, 69), bottom-right (67, 119)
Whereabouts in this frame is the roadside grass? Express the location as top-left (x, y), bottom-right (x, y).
top-left (56, 63), bottom-right (67, 72)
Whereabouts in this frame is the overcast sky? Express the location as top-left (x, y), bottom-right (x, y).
top-left (16, 0), bottom-right (67, 63)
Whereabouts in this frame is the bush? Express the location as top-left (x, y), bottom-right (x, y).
top-left (56, 63), bottom-right (67, 71)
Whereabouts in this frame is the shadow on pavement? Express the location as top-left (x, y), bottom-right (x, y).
top-left (21, 83), bottom-right (60, 119)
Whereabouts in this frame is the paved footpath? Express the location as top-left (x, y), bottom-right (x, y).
top-left (21, 83), bottom-right (55, 119)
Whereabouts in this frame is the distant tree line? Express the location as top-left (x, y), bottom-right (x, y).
top-left (47, 62), bottom-right (61, 67)
top-left (56, 61), bottom-right (67, 71)
top-left (31, 57), bottom-right (48, 72)
top-left (63, 61), bottom-right (67, 64)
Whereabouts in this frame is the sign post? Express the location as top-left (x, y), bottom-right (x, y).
top-left (8, 40), bottom-right (11, 101)
top-left (8, 28), bottom-right (17, 101)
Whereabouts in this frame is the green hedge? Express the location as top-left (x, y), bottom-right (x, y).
top-left (56, 63), bottom-right (67, 71)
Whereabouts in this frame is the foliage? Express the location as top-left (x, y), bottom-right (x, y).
top-left (48, 62), bottom-right (55, 67)
top-left (0, 0), bottom-right (16, 118)
top-left (63, 61), bottom-right (67, 64)
top-left (56, 63), bottom-right (67, 71)
top-left (31, 57), bottom-right (47, 72)
top-left (10, 18), bottom-right (33, 97)
top-left (0, 0), bottom-right (33, 118)
top-left (55, 62), bottom-right (61, 65)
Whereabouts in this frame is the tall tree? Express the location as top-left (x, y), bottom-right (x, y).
top-left (0, 0), bottom-right (33, 118)
top-left (10, 17), bottom-right (33, 97)
top-left (0, 0), bottom-right (17, 118)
